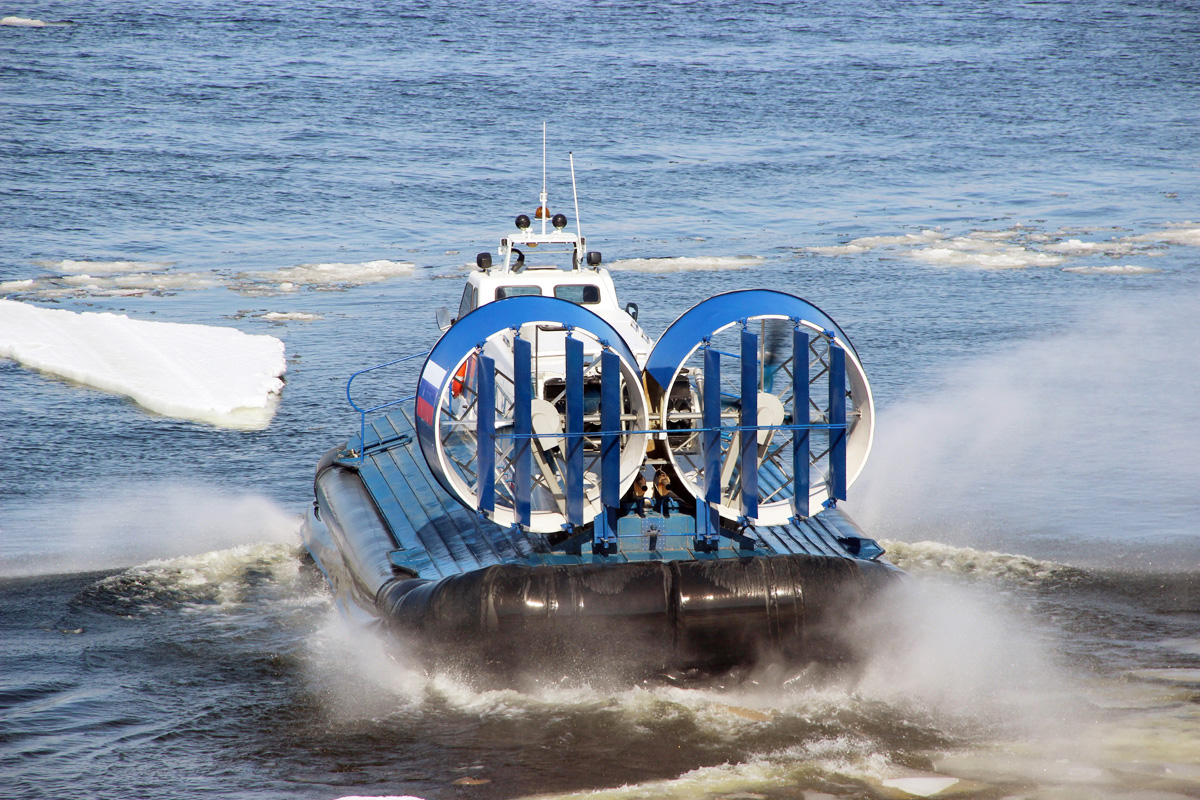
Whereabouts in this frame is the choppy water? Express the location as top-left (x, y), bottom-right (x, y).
top-left (2, 1), bottom-right (1198, 798)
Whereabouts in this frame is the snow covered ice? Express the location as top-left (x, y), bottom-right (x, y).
top-left (0, 299), bottom-right (286, 429)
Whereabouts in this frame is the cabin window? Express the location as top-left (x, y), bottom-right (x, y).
top-left (457, 285), bottom-right (476, 319)
top-left (554, 285), bottom-right (601, 305)
top-left (495, 285), bottom-right (542, 299)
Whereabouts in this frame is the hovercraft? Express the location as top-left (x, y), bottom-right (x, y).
top-left (303, 179), bottom-right (902, 676)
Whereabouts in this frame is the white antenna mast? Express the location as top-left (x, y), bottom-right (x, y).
top-left (540, 121), bottom-right (548, 235)
top-left (570, 151), bottom-right (582, 244)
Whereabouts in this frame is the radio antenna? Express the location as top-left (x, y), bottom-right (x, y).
top-left (569, 152), bottom-right (582, 244)
top-left (540, 122), bottom-right (548, 234)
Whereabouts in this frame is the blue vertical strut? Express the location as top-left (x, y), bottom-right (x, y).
top-left (476, 353), bottom-right (495, 515)
top-left (594, 348), bottom-right (620, 554)
top-left (828, 340), bottom-right (847, 502)
top-left (740, 326), bottom-right (759, 520)
top-left (792, 328), bottom-right (810, 518)
top-left (695, 344), bottom-right (721, 551)
top-left (513, 335), bottom-right (533, 528)
top-left (565, 334), bottom-right (584, 527)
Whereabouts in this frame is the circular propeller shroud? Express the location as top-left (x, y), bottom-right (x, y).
top-left (415, 296), bottom-right (651, 534)
top-left (643, 290), bottom-right (875, 526)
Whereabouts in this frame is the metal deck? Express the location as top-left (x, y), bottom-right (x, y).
top-left (338, 408), bottom-right (877, 582)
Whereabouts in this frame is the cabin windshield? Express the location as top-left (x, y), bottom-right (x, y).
top-left (553, 285), bottom-right (601, 305)
top-left (495, 285), bottom-right (541, 300)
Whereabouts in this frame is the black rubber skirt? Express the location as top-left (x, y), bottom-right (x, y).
top-left (376, 554), bottom-right (903, 675)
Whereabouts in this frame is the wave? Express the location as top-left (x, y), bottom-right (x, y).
top-left (605, 255), bottom-right (764, 272)
top-left (880, 539), bottom-right (1085, 584)
top-left (0, 487), bottom-right (302, 578)
top-left (73, 542), bottom-right (308, 615)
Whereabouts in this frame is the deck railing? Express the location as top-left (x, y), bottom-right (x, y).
top-left (344, 351), bottom-right (429, 461)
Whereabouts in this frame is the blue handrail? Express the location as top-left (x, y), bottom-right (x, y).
top-left (345, 351), bottom-right (429, 460)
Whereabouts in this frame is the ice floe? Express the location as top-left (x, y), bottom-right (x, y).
top-left (259, 311), bottom-right (323, 322)
top-left (1043, 238), bottom-right (1145, 255)
top-left (38, 259), bottom-right (173, 275)
top-left (909, 241), bottom-right (1065, 269)
top-left (605, 255), bottom-right (764, 272)
top-left (1125, 225), bottom-right (1200, 247)
top-left (237, 259), bottom-right (415, 292)
top-left (0, 299), bottom-right (286, 429)
top-left (1, 16), bottom-right (48, 26)
top-left (806, 229), bottom-right (943, 255)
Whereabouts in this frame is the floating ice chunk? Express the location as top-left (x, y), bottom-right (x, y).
top-left (1, 278), bottom-right (38, 293)
top-left (606, 255), bottom-right (763, 272)
top-left (806, 230), bottom-right (942, 255)
top-left (910, 241), bottom-right (1064, 269)
top-left (1125, 226), bottom-right (1200, 246)
top-left (40, 259), bottom-right (173, 275)
top-left (968, 229), bottom-right (1020, 241)
top-left (243, 259), bottom-right (415, 290)
top-left (23, 271), bottom-right (217, 298)
top-left (1062, 265), bottom-right (1162, 275)
top-left (880, 776), bottom-right (960, 797)
top-left (848, 230), bottom-right (944, 248)
top-left (1044, 238), bottom-right (1141, 255)
top-left (807, 244), bottom-right (870, 256)
top-left (0, 300), bottom-right (285, 429)
top-left (259, 311), bottom-right (323, 321)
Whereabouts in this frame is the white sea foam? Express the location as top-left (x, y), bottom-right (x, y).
top-left (605, 255), bottom-right (763, 272)
top-left (850, 293), bottom-right (1200, 564)
top-left (0, 488), bottom-right (300, 577)
top-left (0, 299), bottom-right (286, 429)
top-left (241, 259), bottom-right (415, 290)
top-left (880, 539), bottom-right (1083, 584)
top-left (40, 259), bottom-right (173, 275)
top-left (1062, 264), bottom-right (1162, 275)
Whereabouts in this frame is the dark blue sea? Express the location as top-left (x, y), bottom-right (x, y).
top-left (2, 2), bottom-right (1199, 798)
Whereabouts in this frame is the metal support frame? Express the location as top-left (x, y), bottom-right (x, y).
top-left (740, 326), bottom-right (759, 520)
top-left (828, 341), bottom-right (847, 502)
top-left (513, 335), bottom-right (533, 527)
top-left (476, 353), bottom-right (496, 514)
top-left (695, 343), bottom-right (722, 552)
top-left (593, 348), bottom-right (620, 554)
top-left (792, 327), bottom-right (810, 518)
top-left (565, 334), bottom-right (585, 527)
